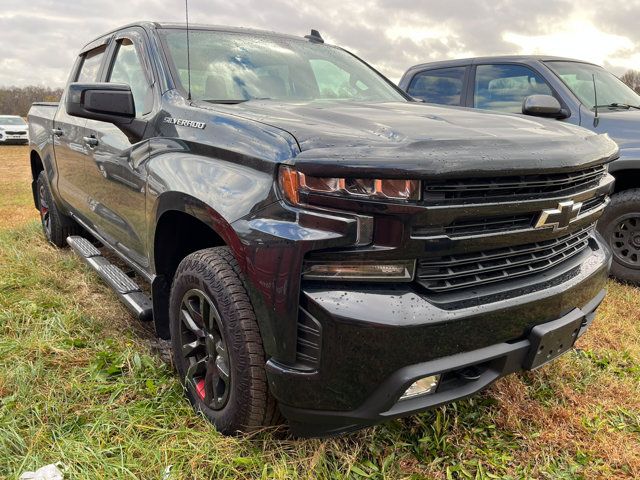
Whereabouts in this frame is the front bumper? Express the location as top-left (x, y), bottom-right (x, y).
top-left (0, 131), bottom-right (29, 144)
top-left (267, 234), bottom-right (611, 437)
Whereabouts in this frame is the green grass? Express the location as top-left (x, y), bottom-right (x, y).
top-left (1, 147), bottom-right (640, 479)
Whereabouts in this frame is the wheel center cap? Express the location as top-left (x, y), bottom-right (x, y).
top-left (632, 233), bottom-right (640, 248)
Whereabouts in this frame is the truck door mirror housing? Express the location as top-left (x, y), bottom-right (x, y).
top-left (522, 94), bottom-right (569, 119)
top-left (66, 83), bottom-right (147, 141)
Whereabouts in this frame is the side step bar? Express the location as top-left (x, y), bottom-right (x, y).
top-left (67, 236), bottom-right (153, 322)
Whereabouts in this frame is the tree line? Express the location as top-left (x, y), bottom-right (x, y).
top-left (0, 86), bottom-right (63, 117)
top-left (620, 70), bottom-right (640, 94)
top-left (0, 68), bottom-right (639, 118)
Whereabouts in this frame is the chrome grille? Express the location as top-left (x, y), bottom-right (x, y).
top-left (416, 226), bottom-right (593, 292)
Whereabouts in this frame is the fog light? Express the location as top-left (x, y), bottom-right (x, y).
top-left (400, 375), bottom-right (440, 400)
top-left (302, 260), bottom-right (415, 281)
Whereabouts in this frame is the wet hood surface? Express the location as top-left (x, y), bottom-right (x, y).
top-left (205, 100), bottom-right (619, 177)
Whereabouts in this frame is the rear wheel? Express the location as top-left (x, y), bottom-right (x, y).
top-left (169, 247), bottom-right (280, 434)
top-left (36, 171), bottom-right (82, 247)
top-left (597, 189), bottom-right (640, 284)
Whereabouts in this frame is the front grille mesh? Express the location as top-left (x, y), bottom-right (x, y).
top-left (424, 165), bottom-right (607, 204)
top-left (416, 226), bottom-right (593, 293)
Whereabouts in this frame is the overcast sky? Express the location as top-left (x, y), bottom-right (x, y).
top-left (1, 0), bottom-right (639, 88)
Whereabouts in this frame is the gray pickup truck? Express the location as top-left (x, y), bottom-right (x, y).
top-left (399, 56), bottom-right (640, 284)
top-left (28, 25), bottom-right (617, 437)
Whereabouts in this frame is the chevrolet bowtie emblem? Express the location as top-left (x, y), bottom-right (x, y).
top-left (535, 200), bottom-right (582, 231)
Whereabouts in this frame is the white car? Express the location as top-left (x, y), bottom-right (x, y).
top-left (0, 115), bottom-right (29, 144)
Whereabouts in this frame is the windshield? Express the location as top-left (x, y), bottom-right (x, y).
top-left (159, 29), bottom-right (405, 103)
top-left (546, 61), bottom-right (640, 110)
top-left (0, 116), bottom-right (26, 126)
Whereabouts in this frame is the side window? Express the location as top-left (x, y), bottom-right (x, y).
top-left (108, 38), bottom-right (152, 116)
top-left (76, 46), bottom-right (106, 83)
top-left (474, 64), bottom-right (552, 113)
top-left (406, 67), bottom-right (466, 105)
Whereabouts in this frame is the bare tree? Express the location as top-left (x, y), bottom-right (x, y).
top-left (620, 70), bottom-right (640, 94)
top-left (0, 86), bottom-right (64, 117)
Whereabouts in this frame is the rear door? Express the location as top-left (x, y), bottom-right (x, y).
top-left (83, 27), bottom-right (156, 269)
top-left (53, 44), bottom-right (108, 213)
top-left (404, 66), bottom-right (469, 106)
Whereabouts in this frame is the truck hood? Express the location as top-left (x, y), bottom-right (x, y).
top-left (205, 100), bottom-right (618, 177)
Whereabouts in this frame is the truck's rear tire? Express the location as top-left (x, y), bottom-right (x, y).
top-left (36, 171), bottom-right (82, 248)
top-left (169, 247), bottom-right (280, 434)
top-left (597, 189), bottom-right (640, 284)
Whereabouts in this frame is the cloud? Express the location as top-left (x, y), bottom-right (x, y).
top-left (0, 0), bottom-right (638, 87)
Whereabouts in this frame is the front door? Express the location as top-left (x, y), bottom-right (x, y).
top-left (83, 28), bottom-right (156, 270)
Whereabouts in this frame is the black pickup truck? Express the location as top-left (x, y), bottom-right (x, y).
top-left (28, 22), bottom-right (617, 437)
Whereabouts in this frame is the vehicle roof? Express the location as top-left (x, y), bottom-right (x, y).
top-left (81, 21), bottom-right (317, 51)
top-left (406, 55), bottom-right (601, 72)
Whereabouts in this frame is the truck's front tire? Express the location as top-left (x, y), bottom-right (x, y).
top-left (169, 247), bottom-right (280, 434)
top-left (36, 171), bottom-right (82, 248)
top-left (597, 188), bottom-right (640, 284)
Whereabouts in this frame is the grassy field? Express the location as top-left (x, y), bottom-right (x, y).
top-left (0, 145), bottom-right (639, 479)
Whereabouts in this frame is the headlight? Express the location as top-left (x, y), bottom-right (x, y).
top-left (279, 166), bottom-right (420, 206)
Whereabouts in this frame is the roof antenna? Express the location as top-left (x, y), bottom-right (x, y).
top-left (592, 73), bottom-right (599, 127)
top-left (305, 29), bottom-right (324, 44)
top-left (185, 0), bottom-right (192, 101)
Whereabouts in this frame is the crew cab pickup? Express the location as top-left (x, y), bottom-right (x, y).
top-left (400, 56), bottom-right (640, 284)
top-left (28, 23), bottom-right (617, 437)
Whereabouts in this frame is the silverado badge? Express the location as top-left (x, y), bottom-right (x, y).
top-left (163, 117), bottom-right (206, 129)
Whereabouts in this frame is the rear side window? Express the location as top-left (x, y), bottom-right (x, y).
top-left (76, 46), bottom-right (106, 83)
top-left (406, 67), bottom-right (466, 105)
top-left (474, 64), bottom-right (552, 113)
top-left (108, 38), bottom-right (152, 116)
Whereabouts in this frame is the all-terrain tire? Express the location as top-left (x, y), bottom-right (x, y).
top-left (36, 171), bottom-right (82, 248)
top-left (169, 247), bottom-right (281, 434)
top-left (597, 188), bottom-right (640, 284)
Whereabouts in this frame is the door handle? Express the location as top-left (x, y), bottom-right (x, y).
top-left (51, 128), bottom-right (63, 137)
top-left (83, 136), bottom-right (99, 147)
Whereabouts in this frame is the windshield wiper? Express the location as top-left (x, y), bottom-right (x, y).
top-left (593, 102), bottom-right (640, 110)
top-left (202, 99), bottom-right (249, 104)
top-left (202, 97), bottom-right (273, 105)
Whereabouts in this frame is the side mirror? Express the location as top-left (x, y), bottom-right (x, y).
top-left (66, 83), bottom-right (146, 141)
top-left (522, 94), bottom-right (569, 119)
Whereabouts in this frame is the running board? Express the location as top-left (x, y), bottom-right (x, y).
top-left (67, 236), bottom-right (153, 322)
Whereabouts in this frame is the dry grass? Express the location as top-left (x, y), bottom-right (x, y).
top-left (0, 145), bottom-right (639, 479)
top-left (0, 146), bottom-right (38, 229)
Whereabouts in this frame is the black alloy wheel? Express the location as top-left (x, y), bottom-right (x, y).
top-left (610, 215), bottom-right (640, 269)
top-left (596, 188), bottom-right (640, 284)
top-left (38, 181), bottom-right (52, 238)
top-left (178, 288), bottom-right (231, 410)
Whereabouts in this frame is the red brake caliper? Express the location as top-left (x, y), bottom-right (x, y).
top-left (195, 379), bottom-right (206, 399)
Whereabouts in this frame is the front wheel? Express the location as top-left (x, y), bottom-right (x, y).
top-left (169, 247), bottom-right (280, 434)
top-left (597, 189), bottom-right (640, 284)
